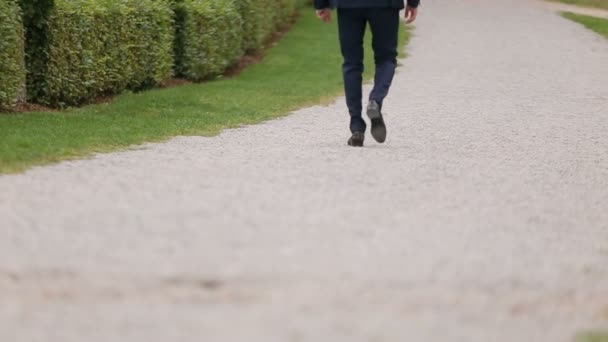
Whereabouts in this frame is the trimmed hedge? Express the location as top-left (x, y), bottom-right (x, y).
top-left (19, 0), bottom-right (54, 104)
top-left (16, 0), bottom-right (297, 106)
top-left (175, 0), bottom-right (297, 80)
top-left (174, 0), bottom-right (243, 81)
top-left (0, 0), bottom-right (26, 108)
top-left (276, 0), bottom-right (297, 27)
top-left (236, 0), bottom-right (267, 53)
top-left (22, 0), bottom-right (174, 107)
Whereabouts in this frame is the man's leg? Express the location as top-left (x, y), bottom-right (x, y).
top-left (368, 8), bottom-right (400, 107)
top-left (337, 8), bottom-right (367, 134)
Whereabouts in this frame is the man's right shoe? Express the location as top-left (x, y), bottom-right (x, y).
top-left (347, 132), bottom-right (365, 147)
top-left (367, 100), bottom-right (387, 143)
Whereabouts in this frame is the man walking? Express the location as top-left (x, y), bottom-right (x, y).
top-left (315, 0), bottom-right (420, 147)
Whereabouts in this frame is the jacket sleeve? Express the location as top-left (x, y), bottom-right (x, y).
top-left (314, 0), bottom-right (330, 9)
top-left (407, 0), bottom-right (420, 8)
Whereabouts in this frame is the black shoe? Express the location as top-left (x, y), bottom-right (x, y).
top-left (347, 132), bottom-right (365, 147)
top-left (367, 100), bottom-right (386, 143)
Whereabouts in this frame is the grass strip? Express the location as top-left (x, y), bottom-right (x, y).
top-left (563, 11), bottom-right (608, 38)
top-left (578, 331), bottom-right (608, 342)
top-left (551, 0), bottom-right (608, 10)
top-left (0, 7), bottom-right (410, 174)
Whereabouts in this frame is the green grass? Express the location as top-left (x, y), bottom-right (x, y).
top-left (578, 331), bottom-right (608, 342)
top-left (551, 0), bottom-right (608, 10)
top-left (563, 12), bottom-right (608, 38)
top-left (0, 7), bottom-right (410, 174)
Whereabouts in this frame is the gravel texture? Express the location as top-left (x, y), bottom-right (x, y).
top-left (1, 0), bottom-right (608, 341)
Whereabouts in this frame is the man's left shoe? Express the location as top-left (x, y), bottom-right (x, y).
top-left (347, 132), bottom-right (365, 147)
top-left (367, 100), bottom-right (387, 143)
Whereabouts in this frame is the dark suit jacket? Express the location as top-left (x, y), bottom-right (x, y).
top-left (314, 0), bottom-right (420, 10)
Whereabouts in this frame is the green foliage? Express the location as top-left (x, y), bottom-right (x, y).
top-left (174, 0), bottom-right (243, 81)
top-left (235, 0), bottom-right (267, 52)
top-left (257, 0), bottom-right (279, 43)
top-left (276, 0), bottom-right (297, 27)
top-left (175, 0), bottom-right (298, 79)
top-left (23, 0), bottom-right (174, 107)
top-left (0, 0), bottom-right (26, 108)
top-left (18, 0), bottom-right (54, 102)
top-left (16, 0), bottom-right (298, 105)
top-left (252, 0), bottom-right (297, 45)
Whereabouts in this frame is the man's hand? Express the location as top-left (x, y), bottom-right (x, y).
top-left (316, 8), bottom-right (332, 23)
top-left (405, 6), bottom-right (418, 24)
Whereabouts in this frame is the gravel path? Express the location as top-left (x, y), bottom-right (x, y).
top-left (2, 0), bottom-right (608, 341)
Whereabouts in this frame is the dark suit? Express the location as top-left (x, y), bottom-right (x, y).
top-left (315, 0), bottom-right (418, 9)
top-left (314, 0), bottom-right (420, 133)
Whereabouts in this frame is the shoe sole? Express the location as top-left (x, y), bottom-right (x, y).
top-left (348, 140), bottom-right (364, 147)
top-left (367, 104), bottom-right (386, 143)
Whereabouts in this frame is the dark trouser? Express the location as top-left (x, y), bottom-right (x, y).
top-left (337, 7), bottom-right (400, 133)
